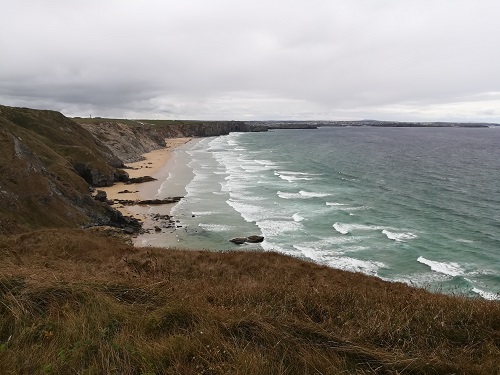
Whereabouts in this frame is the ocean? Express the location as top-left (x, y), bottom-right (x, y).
top-left (149, 126), bottom-right (500, 300)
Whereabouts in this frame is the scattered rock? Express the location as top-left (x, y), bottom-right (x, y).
top-left (136, 198), bottom-right (181, 205)
top-left (154, 226), bottom-right (162, 232)
top-left (94, 190), bottom-right (107, 202)
top-left (126, 176), bottom-right (157, 184)
top-left (113, 197), bottom-right (182, 206)
top-left (114, 169), bottom-right (130, 183)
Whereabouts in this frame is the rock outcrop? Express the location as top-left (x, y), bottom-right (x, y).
top-left (230, 235), bottom-right (265, 245)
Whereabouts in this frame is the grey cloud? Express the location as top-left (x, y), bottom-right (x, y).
top-left (1, 0), bottom-right (500, 121)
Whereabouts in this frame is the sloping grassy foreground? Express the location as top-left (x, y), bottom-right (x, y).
top-left (0, 229), bottom-right (499, 374)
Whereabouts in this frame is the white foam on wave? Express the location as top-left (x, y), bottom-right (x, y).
top-left (333, 223), bottom-right (386, 235)
top-left (198, 223), bottom-right (234, 232)
top-left (299, 190), bottom-right (331, 197)
top-left (277, 191), bottom-right (303, 199)
top-left (229, 191), bottom-right (266, 201)
top-left (333, 223), bottom-right (350, 234)
top-left (278, 190), bottom-right (331, 199)
top-left (226, 199), bottom-right (288, 223)
top-left (292, 213), bottom-right (305, 222)
top-left (240, 165), bottom-right (271, 173)
top-left (325, 202), bottom-right (369, 211)
top-left (255, 160), bottom-right (280, 168)
top-left (327, 257), bottom-right (385, 276)
top-left (472, 288), bottom-right (500, 301)
top-left (391, 272), bottom-right (451, 287)
top-left (326, 202), bottom-right (347, 206)
top-left (257, 220), bottom-right (303, 237)
top-left (192, 173), bottom-right (210, 182)
top-left (382, 229), bottom-right (417, 242)
top-left (226, 200), bottom-right (262, 222)
top-left (341, 206), bottom-right (370, 211)
top-left (293, 237), bottom-right (357, 259)
top-left (456, 238), bottom-right (474, 244)
top-left (278, 174), bottom-right (316, 182)
top-left (276, 170), bottom-right (321, 176)
top-left (417, 256), bottom-right (464, 277)
top-left (192, 211), bottom-right (219, 216)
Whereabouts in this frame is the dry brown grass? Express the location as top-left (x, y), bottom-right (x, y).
top-left (1, 229), bottom-right (499, 374)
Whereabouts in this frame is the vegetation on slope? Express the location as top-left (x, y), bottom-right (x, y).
top-left (1, 229), bottom-right (499, 374)
top-left (0, 105), bottom-right (135, 234)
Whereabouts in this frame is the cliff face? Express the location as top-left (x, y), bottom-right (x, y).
top-left (79, 121), bottom-right (167, 163)
top-left (79, 120), bottom-right (267, 163)
top-left (0, 106), bottom-right (266, 234)
top-left (0, 106), bottom-right (136, 234)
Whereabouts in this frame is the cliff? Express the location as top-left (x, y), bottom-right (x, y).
top-left (0, 106), bottom-right (138, 234)
top-left (0, 107), bottom-right (266, 233)
top-left (77, 119), bottom-right (267, 163)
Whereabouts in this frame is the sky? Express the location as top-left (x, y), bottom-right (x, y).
top-left (1, 0), bottom-right (500, 122)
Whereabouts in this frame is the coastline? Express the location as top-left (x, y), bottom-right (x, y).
top-left (100, 137), bottom-right (192, 242)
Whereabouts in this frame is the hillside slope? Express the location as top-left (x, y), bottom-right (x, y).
top-left (0, 229), bottom-right (499, 374)
top-left (0, 106), bottom-right (137, 234)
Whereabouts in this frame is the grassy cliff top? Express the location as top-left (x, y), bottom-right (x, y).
top-left (1, 229), bottom-right (499, 374)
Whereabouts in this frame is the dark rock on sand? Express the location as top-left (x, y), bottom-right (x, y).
top-left (114, 169), bottom-right (130, 183)
top-left (94, 190), bottom-right (108, 202)
top-left (114, 197), bottom-right (182, 206)
top-left (126, 176), bottom-right (157, 184)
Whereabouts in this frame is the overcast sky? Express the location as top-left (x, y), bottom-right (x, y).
top-left (1, 0), bottom-right (500, 122)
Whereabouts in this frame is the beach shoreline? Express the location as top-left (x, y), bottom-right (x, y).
top-left (100, 137), bottom-right (192, 243)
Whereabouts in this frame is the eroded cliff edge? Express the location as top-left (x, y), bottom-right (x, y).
top-left (78, 119), bottom-right (267, 163)
top-left (0, 106), bottom-right (266, 234)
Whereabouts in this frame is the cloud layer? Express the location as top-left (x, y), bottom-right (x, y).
top-left (1, 0), bottom-right (500, 121)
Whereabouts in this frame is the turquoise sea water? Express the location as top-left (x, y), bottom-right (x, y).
top-left (154, 127), bottom-right (500, 300)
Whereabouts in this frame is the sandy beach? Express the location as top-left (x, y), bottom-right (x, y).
top-left (101, 137), bottom-right (192, 233)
